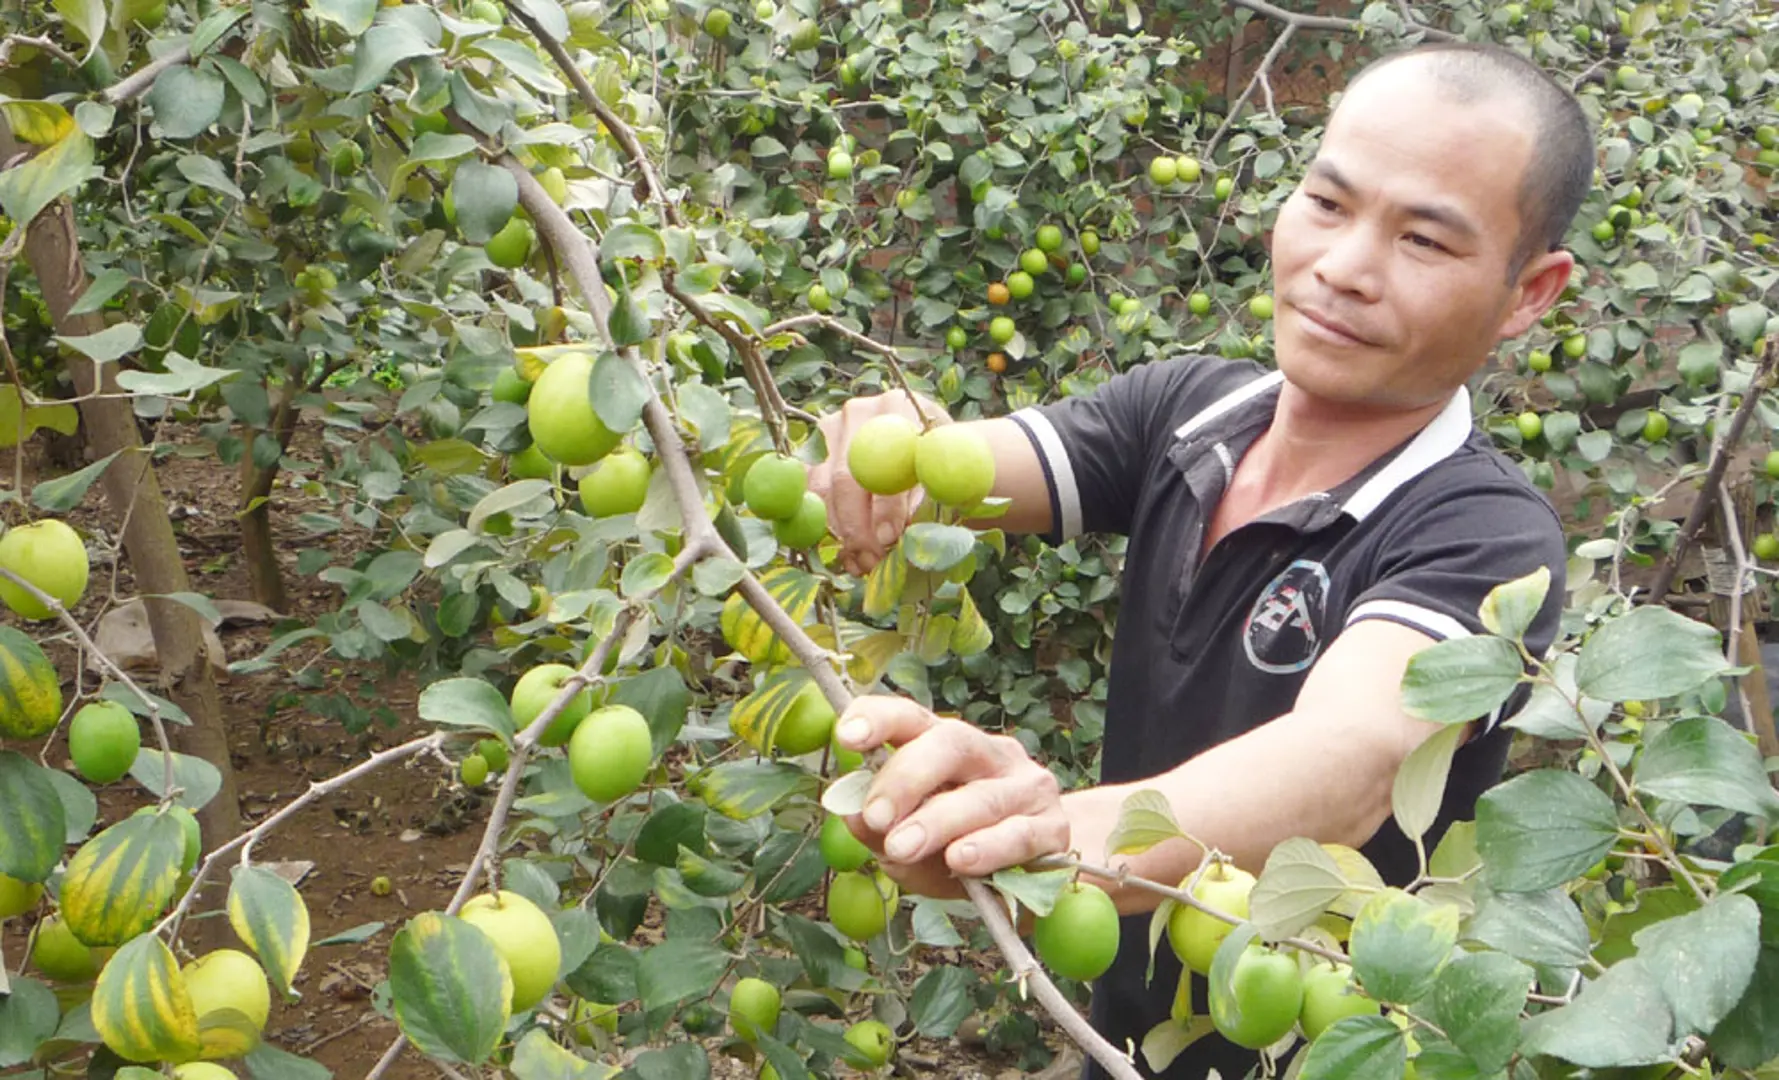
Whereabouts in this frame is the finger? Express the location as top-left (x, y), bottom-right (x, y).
top-left (858, 722), bottom-right (1022, 835)
top-left (835, 694), bottom-right (940, 754)
top-left (870, 488), bottom-right (914, 552)
top-left (943, 812), bottom-right (1071, 878)
top-left (829, 468), bottom-right (885, 566)
top-left (877, 773), bottom-right (1062, 866)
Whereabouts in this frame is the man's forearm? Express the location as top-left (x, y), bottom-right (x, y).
top-left (1061, 707), bottom-right (1454, 915)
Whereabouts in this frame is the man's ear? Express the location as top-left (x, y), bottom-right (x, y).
top-left (1496, 249), bottom-right (1574, 342)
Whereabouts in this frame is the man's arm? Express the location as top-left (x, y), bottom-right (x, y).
top-left (809, 394), bottom-right (1052, 576)
top-left (1065, 619), bottom-right (1465, 912)
top-left (836, 619), bottom-right (1463, 908)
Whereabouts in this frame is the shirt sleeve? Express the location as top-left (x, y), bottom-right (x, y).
top-left (1344, 478), bottom-right (1568, 733)
top-left (1007, 355), bottom-right (1242, 542)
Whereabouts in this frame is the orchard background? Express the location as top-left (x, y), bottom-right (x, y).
top-left (1, 0), bottom-right (1777, 1077)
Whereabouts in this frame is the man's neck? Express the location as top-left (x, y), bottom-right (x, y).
top-left (1240, 382), bottom-right (1451, 503)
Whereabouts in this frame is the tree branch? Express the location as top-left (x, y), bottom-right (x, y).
top-left (1646, 337), bottom-right (1779, 603)
top-left (103, 46), bottom-right (192, 105)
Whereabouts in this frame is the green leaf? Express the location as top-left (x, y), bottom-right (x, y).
top-left (0, 752), bottom-right (66, 884)
top-left (307, 0), bottom-right (377, 34)
top-left (635, 937), bottom-right (728, 1012)
top-left (676, 846), bottom-right (746, 897)
top-left (147, 66), bottom-right (226, 139)
top-left (1475, 770), bottom-right (1618, 892)
top-left (610, 667), bottom-right (689, 760)
top-left (1726, 302), bottom-right (1769, 348)
top-left (244, 1043), bottom-right (332, 1080)
top-left (1393, 723), bottom-right (1464, 843)
top-left (471, 38), bottom-right (567, 94)
top-left (1400, 636), bottom-right (1524, 724)
top-left (607, 283), bottom-right (653, 348)
top-left (69, 268), bottom-right (132, 315)
top-left (1465, 888), bottom-right (1591, 969)
top-left (1478, 567), bottom-right (1550, 641)
top-left (130, 747), bottom-right (224, 811)
top-left (311, 921), bottom-right (385, 947)
top-left (909, 965), bottom-right (975, 1037)
top-left (29, 449), bottom-right (118, 512)
top-left (1105, 788), bottom-right (1185, 855)
top-left (160, 591), bottom-right (223, 626)
top-left (55, 322), bottom-right (142, 363)
top-left (695, 761), bottom-right (810, 820)
top-left (693, 556), bottom-right (747, 597)
top-left (1574, 605), bottom-right (1728, 702)
top-left (416, 678), bottom-right (515, 739)
top-left (1630, 894), bottom-right (1759, 1035)
top-left (350, 22), bottom-right (442, 93)
top-left (693, 293), bottom-right (768, 334)
top-left (1635, 717), bottom-right (1779, 821)
top-left (780, 915), bottom-right (846, 987)
top-left (1594, 886), bottom-right (1701, 967)
top-left (634, 802), bottom-right (706, 866)
top-left (509, 0), bottom-right (569, 39)
top-left (44, 766), bottom-right (98, 843)
top-left (1719, 858), bottom-right (1779, 946)
top-left (1429, 951), bottom-right (1531, 1072)
top-left (408, 131), bottom-right (478, 164)
top-left (115, 355), bottom-right (238, 396)
top-left (600, 223), bottom-right (666, 266)
top-left (450, 161), bottom-right (518, 245)
top-left (0, 128), bottom-right (99, 228)
top-left (54, 0), bottom-right (106, 53)
top-left (176, 154), bottom-right (244, 201)
top-left (1298, 1015), bottom-right (1407, 1080)
top-left (388, 913), bottom-right (512, 1063)
top-left (1710, 945), bottom-right (1779, 1069)
top-left (228, 865), bottom-right (313, 1000)
top-left (590, 352), bottom-right (647, 435)
top-left (630, 1045), bottom-right (709, 1080)
top-left (1518, 958), bottom-right (1674, 1068)
top-left (987, 866), bottom-right (1073, 918)
top-left (466, 478), bottom-right (554, 533)
top-left (1248, 837), bottom-right (1348, 940)
top-left (510, 1029), bottom-right (610, 1080)
top-left (619, 551), bottom-right (676, 598)
top-left (1140, 1016), bottom-right (1218, 1075)
top-left (0, 977), bottom-right (60, 1069)
top-left (1348, 888), bottom-right (1459, 1005)
top-left (898, 523), bottom-right (976, 573)
top-left (192, 5), bottom-right (250, 54)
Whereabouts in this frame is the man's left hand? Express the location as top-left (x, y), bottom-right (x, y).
top-left (835, 695), bottom-right (1070, 899)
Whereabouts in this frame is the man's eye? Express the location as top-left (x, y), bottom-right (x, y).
top-left (1308, 195), bottom-right (1340, 212)
top-left (1406, 233), bottom-right (1447, 252)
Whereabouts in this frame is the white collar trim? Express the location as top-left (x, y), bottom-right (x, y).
top-left (1169, 372), bottom-right (1474, 522)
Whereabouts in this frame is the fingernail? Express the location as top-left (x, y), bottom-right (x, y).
top-left (838, 718), bottom-right (870, 747)
top-left (885, 823), bottom-right (924, 861)
top-left (953, 842), bottom-right (978, 869)
top-left (876, 522), bottom-right (897, 546)
top-left (863, 797), bottom-right (895, 832)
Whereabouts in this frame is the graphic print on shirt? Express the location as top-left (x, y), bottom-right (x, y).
top-left (1243, 559), bottom-right (1330, 674)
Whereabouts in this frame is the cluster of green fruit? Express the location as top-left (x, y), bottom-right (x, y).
top-left (1167, 861), bottom-right (1383, 1051)
top-left (738, 453), bottom-right (831, 551)
top-left (845, 416), bottom-right (997, 509)
top-left (504, 352), bottom-right (654, 519)
top-left (488, 662), bottom-right (656, 804)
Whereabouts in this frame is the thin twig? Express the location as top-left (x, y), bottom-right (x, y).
top-left (757, 313), bottom-right (942, 431)
top-left (1206, 23), bottom-right (1296, 159)
top-left (1647, 340), bottom-right (1779, 602)
top-left (0, 567), bottom-right (176, 800)
top-left (0, 34), bottom-right (81, 71)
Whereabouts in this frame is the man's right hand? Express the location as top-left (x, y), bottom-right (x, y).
top-left (809, 390), bottom-right (950, 576)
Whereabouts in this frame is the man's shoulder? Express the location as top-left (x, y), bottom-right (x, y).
top-left (1092, 351), bottom-right (1273, 425)
top-left (1385, 428), bottom-right (1565, 532)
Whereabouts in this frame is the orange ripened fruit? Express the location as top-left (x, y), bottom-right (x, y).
top-left (729, 977), bottom-right (780, 1042)
top-left (69, 702), bottom-right (141, 785)
top-left (820, 813), bottom-right (873, 872)
top-left (828, 870), bottom-right (897, 942)
top-left (986, 352), bottom-right (1007, 374)
top-left (773, 491), bottom-right (829, 550)
top-left (986, 282), bottom-right (1010, 306)
top-left (1210, 946), bottom-right (1303, 1050)
top-left (0, 519), bottom-right (90, 620)
top-left (1166, 862), bottom-right (1255, 975)
top-left (743, 454), bottom-right (808, 521)
top-left (578, 447), bottom-right (651, 517)
top-left (914, 425), bottom-right (996, 507)
top-left (847, 414), bottom-right (921, 496)
top-left (1032, 882), bottom-right (1120, 982)
top-left (1298, 962), bottom-right (1380, 1041)
top-left (568, 704), bottom-right (654, 803)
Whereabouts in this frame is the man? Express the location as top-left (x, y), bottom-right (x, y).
top-left (808, 41), bottom-right (1592, 1079)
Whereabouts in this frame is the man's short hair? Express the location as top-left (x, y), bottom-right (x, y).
top-left (1343, 42), bottom-right (1595, 279)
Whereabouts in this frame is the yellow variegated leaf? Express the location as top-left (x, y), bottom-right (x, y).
top-left (862, 546), bottom-right (907, 620)
top-left (0, 100), bottom-right (75, 146)
top-left (1322, 843), bottom-right (1386, 919)
top-left (949, 589), bottom-right (992, 657)
top-left (92, 934), bottom-right (200, 1063)
top-left (227, 865), bottom-right (311, 999)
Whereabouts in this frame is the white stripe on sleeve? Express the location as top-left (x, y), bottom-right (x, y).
top-left (1011, 407), bottom-right (1083, 541)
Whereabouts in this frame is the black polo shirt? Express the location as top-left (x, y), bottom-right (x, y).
top-left (1007, 354), bottom-right (1567, 1080)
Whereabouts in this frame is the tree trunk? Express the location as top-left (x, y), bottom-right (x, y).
top-left (239, 463), bottom-right (287, 613)
top-left (2, 126), bottom-right (242, 873)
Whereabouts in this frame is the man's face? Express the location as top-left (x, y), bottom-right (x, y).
top-left (1270, 60), bottom-right (1554, 413)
